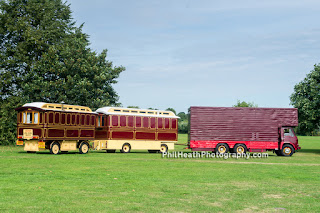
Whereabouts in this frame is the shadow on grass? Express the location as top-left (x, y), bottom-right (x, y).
top-left (298, 149), bottom-right (320, 154)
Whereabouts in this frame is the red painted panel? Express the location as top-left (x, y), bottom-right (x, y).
top-left (172, 119), bottom-right (177, 129)
top-left (86, 115), bottom-right (90, 126)
top-left (91, 116), bottom-right (95, 126)
top-left (95, 130), bottom-right (108, 139)
top-left (67, 130), bottom-right (78, 137)
top-left (136, 117), bottom-right (141, 127)
top-left (61, 114), bottom-right (65, 124)
top-left (67, 114), bottom-right (71, 124)
top-left (81, 114), bottom-right (85, 125)
top-left (136, 132), bottom-right (155, 140)
top-left (48, 113), bottom-right (54, 123)
top-left (76, 115), bottom-right (80, 125)
top-left (55, 113), bottom-right (60, 124)
top-left (128, 116), bottom-right (134, 127)
top-left (112, 115), bottom-right (118, 126)
top-left (143, 117), bottom-right (149, 128)
top-left (120, 116), bottom-right (126, 127)
top-left (158, 118), bottom-right (163, 128)
top-left (48, 129), bottom-right (64, 137)
top-left (80, 130), bottom-right (94, 137)
top-left (112, 131), bottom-right (134, 139)
top-left (164, 118), bottom-right (170, 129)
top-left (158, 133), bottom-right (176, 141)
top-left (72, 114), bottom-right (76, 124)
top-left (150, 117), bottom-right (156, 128)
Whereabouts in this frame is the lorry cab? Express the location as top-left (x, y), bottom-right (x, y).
top-left (279, 127), bottom-right (300, 156)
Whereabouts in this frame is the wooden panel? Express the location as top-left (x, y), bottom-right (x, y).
top-left (67, 130), bottom-right (79, 137)
top-left (112, 131), bottom-right (134, 139)
top-left (80, 129), bottom-right (94, 137)
top-left (158, 133), bottom-right (176, 141)
top-left (48, 129), bottom-right (64, 137)
top-left (136, 132), bottom-right (155, 140)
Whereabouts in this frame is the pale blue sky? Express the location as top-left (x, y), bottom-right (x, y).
top-left (68, 0), bottom-right (320, 113)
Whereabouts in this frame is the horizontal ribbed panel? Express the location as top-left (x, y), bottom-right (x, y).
top-left (190, 107), bottom-right (298, 142)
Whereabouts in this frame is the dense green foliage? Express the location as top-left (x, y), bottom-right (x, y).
top-left (0, 0), bottom-right (124, 145)
top-left (290, 64), bottom-right (320, 135)
top-left (233, 100), bottom-right (258, 107)
top-left (0, 136), bottom-right (319, 212)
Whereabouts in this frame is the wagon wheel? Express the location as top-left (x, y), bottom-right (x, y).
top-left (79, 142), bottom-right (89, 154)
top-left (50, 142), bottom-right (60, 155)
top-left (160, 144), bottom-right (168, 153)
top-left (121, 143), bottom-right (131, 153)
top-left (233, 144), bottom-right (247, 154)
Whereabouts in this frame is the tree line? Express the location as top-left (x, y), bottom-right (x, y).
top-left (0, 0), bottom-right (319, 145)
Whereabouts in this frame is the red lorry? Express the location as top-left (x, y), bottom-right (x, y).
top-left (189, 106), bottom-right (300, 157)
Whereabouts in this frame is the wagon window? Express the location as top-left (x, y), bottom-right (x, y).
top-left (120, 116), bottom-right (126, 127)
top-left (97, 117), bottom-right (101, 126)
top-left (164, 118), bottom-right (170, 129)
top-left (55, 113), bottom-right (60, 124)
top-left (23, 112), bottom-right (26, 123)
top-left (91, 116), bottom-right (95, 126)
top-left (112, 115), bottom-right (118, 126)
top-left (34, 113), bottom-right (39, 124)
top-left (61, 113), bottom-right (66, 124)
top-left (128, 116), bottom-right (133, 127)
top-left (136, 117), bottom-right (141, 127)
top-left (26, 112), bottom-right (32, 124)
top-left (81, 114), bottom-right (85, 125)
top-left (86, 115), bottom-right (90, 126)
top-left (172, 119), bottom-right (177, 129)
top-left (49, 112), bottom-right (54, 123)
top-left (72, 114), bottom-right (76, 124)
top-left (77, 115), bottom-right (80, 125)
top-left (143, 117), bottom-right (149, 128)
top-left (102, 116), bottom-right (105, 126)
top-left (150, 117), bottom-right (155, 128)
top-left (158, 118), bottom-right (163, 129)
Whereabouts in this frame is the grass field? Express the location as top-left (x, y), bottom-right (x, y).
top-left (0, 135), bottom-right (319, 212)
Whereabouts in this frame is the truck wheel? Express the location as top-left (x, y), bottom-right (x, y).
top-left (233, 144), bottom-right (247, 154)
top-left (121, 143), bottom-right (131, 153)
top-left (79, 142), bottom-right (89, 154)
top-left (281, 144), bottom-right (294, 157)
top-left (160, 144), bottom-right (168, 153)
top-left (216, 143), bottom-right (229, 154)
top-left (106, 150), bottom-right (116, 153)
top-left (50, 142), bottom-right (60, 155)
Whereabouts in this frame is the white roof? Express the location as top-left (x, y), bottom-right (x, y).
top-left (96, 107), bottom-right (179, 119)
top-left (22, 102), bottom-right (96, 114)
top-left (23, 102), bottom-right (46, 108)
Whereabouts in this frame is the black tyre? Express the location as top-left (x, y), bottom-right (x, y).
top-left (79, 142), bottom-right (89, 154)
top-left (50, 142), bottom-right (60, 155)
top-left (233, 144), bottom-right (247, 154)
top-left (160, 144), bottom-right (168, 153)
top-left (281, 144), bottom-right (294, 157)
top-left (121, 143), bottom-right (131, 153)
top-left (106, 150), bottom-right (116, 153)
top-left (216, 143), bottom-right (229, 154)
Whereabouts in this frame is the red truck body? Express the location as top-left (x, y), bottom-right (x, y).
top-left (189, 106), bottom-right (300, 156)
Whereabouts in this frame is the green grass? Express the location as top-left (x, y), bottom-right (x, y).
top-left (0, 135), bottom-right (319, 212)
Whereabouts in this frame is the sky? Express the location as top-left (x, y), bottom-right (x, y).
top-left (67, 0), bottom-right (320, 113)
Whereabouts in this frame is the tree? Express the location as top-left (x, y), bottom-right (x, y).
top-left (166, 108), bottom-right (176, 115)
top-left (233, 100), bottom-right (258, 107)
top-left (290, 64), bottom-right (320, 135)
top-left (0, 0), bottom-right (125, 145)
top-left (127, 106), bottom-right (139, 109)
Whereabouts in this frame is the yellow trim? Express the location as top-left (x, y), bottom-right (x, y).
top-left (42, 103), bottom-right (92, 112)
